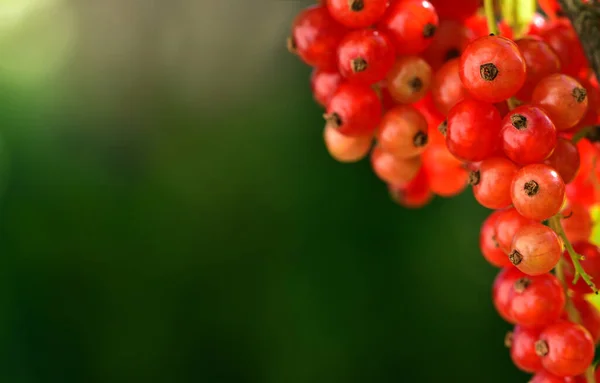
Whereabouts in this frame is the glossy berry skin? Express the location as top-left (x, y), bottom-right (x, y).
top-left (371, 146), bottom-right (421, 185)
top-left (388, 167), bottom-right (432, 208)
top-left (560, 202), bottom-right (592, 243)
top-left (571, 296), bottom-right (600, 343)
top-left (536, 321), bottom-right (595, 377)
top-left (494, 208), bottom-right (536, 253)
top-left (377, 105), bottom-right (429, 158)
top-left (310, 69), bottom-right (343, 107)
top-left (539, 0), bottom-right (561, 19)
top-left (431, 59), bottom-right (467, 116)
top-left (509, 325), bottom-right (543, 373)
top-left (543, 138), bottom-right (580, 184)
top-left (480, 210), bottom-right (512, 267)
top-left (428, 0), bottom-right (480, 21)
top-left (445, 99), bottom-right (502, 161)
top-left (500, 105), bottom-right (557, 165)
top-left (508, 273), bottom-right (565, 327)
top-left (470, 157), bottom-right (518, 210)
top-left (421, 141), bottom-right (468, 197)
top-left (532, 74), bottom-right (589, 131)
top-left (514, 37), bottom-right (561, 102)
top-left (459, 35), bottom-right (526, 103)
top-left (325, 83), bottom-right (382, 136)
top-left (323, 124), bottom-right (372, 163)
top-left (510, 164), bottom-right (565, 221)
top-left (386, 56), bottom-right (432, 104)
top-left (378, 0), bottom-right (439, 55)
top-left (492, 267), bottom-right (526, 323)
top-left (563, 242), bottom-right (600, 295)
top-left (337, 29), bottom-right (395, 85)
top-left (539, 21), bottom-right (586, 77)
top-left (529, 370), bottom-right (573, 383)
top-left (289, 5), bottom-right (348, 70)
top-left (422, 20), bottom-right (475, 71)
top-left (509, 223), bottom-right (562, 275)
top-left (326, 0), bottom-right (388, 28)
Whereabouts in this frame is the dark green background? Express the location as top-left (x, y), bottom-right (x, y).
top-left (0, 0), bottom-right (525, 381)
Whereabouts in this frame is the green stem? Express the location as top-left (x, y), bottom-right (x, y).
top-left (483, 0), bottom-right (499, 36)
top-left (572, 126), bottom-right (594, 144)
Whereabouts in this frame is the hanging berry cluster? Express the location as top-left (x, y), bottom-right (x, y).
top-left (289, 0), bottom-right (600, 381)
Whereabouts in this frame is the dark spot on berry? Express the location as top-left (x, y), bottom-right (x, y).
top-left (349, 0), bottom-right (364, 12)
top-left (413, 131), bottom-right (428, 147)
top-left (468, 170), bottom-right (480, 186)
top-left (323, 112), bottom-right (343, 128)
top-left (509, 251), bottom-right (523, 266)
top-left (504, 332), bottom-right (513, 348)
top-left (408, 77), bottom-right (423, 92)
top-left (480, 63), bottom-right (498, 81)
top-left (524, 180), bottom-right (539, 196)
top-left (513, 277), bottom-right (530, 292)
top-left (286, 36), bottom-right (297, 54)
top-left (438, 120), bottom-right (447, 136)
top-left (351, 57), bottom-right (368, 73)
top-left (535, 340), bottom-right (549, 357)
top-left (489, 33), bottom-right (495, 36)
top-left (492, 235), bottom-right (499, 248)
top-left (445, 48), bottom-right (460, 62)
top-left (572, 87), bottom-right (587, 103)
top-left (511, 114), bottom-right (528, 130)
top-left (423, 23), bottom-right (436, 38)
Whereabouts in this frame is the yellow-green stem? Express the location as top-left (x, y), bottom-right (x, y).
top-left (483, 0), bottom-right (499, 36)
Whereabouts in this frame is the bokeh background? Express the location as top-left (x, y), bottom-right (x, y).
top-left (0, 0), bottom-right (525, 381)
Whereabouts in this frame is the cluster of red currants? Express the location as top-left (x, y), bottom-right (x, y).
top-left (289, 0), bottom-right (600, 381)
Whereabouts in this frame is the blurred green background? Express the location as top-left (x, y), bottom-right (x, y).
top-left (0, 0), bottom-right (524, 381)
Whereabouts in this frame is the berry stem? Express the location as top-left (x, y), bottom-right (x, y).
top-left (572, 126), bottom-right (594, 144)
top-left (548, 215), bottom-right (598, 294)
top-left (483, 0), bottom-right (499, 36)
top-left (554, 257), bottom-right (582, 323)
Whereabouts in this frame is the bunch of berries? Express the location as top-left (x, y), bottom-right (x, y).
top-left (289, 0), bottom-right (600, 381)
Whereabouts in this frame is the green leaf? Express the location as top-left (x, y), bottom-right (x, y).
top-left (500, 0), bottom-right (536, 38)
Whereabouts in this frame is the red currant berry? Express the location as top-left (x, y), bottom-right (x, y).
top-left (525, 13), bottom-right (549, 36)
top-left (311, 69), bottom-right (343, 107)
top-left (566, 176), bottom-right (598, 209)
top-left (428, 0), bottom-right (480, 21)
top-left (563, 241), bottom-right (600, 295)
top-left (323, 124), bottom-right (372, 162)
top-left (543, 138), bottom-right (580, 184)
top-left (459, 35), bottom-right (526, 103)
top-left (532, 74), bottom-right (589, 131)
top-left (510, 164), bottom-right (565, 221)
top-left (500, 105), bottom-right (557, 165)
top-left (539, 0), bottom-right (561, 19)
top-left (371, 146), bottom-right (421, 185)
top-left (470, 157), bottom-right (518, 210)
top-left (445, 99), bottom-right (502, 161)
top-left (539, 20), bottom-right (587, 77)
top-left (536, 321), bottom-right (595, 377)
top-left (508, 273), bottom-right (565, 327)
top-left (388, 167), bottom-right (432, 208)
top-left (509, 223), bottom-right (561, 275)
top-left (378, 0), bottom-right (439, 55)
top-left (560, 202), bottom-right (592, 243)
top-left (325, 83), bottom-right (382, 136)
top-left (493, 267), bottom-right (526, 323)
top-left (377, 105), bottom-right (429, 158)
top-left (480, 210), bottom-right (511, 267)
top-left (422, 20), bottom-right (475, 71)
top-left (289, 5), bottom-right (348, 70)
top-left (530, 370), bottom-right (573, 383)
top-left (464, 14), bottom-right (514, 39)
top-left (431, 58), bottom-right (467, 116)
top-left (337, 29), bottom-right (395, 85)
top-left (494, 208), bottom-right (536, 254)
top-left (571, 296), bottom-right (600, 343)
top-left (326, 0), bottom-right (388, 28)
top-left (509, 325), bottom-right (544, 373)
top-left (386, 56), bottom-right (432, 104)
top-left (421, 141), bottom-right (469, 197)
top-left (514, 37), bottom-right (561, 102)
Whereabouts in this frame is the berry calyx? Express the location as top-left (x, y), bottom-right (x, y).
top-left (337, 29), bottom-right (395, 85)
top-left (325, 83), bottom-right (382, 136)
top-left (510, 164), bottom-right (565, 221)
top-left (509, 223), bottom-right (562, 275)
top-left (326, 0), bottom-right (389, 28)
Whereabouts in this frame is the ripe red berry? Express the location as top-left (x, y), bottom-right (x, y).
top-left (514, 37), bottom-right (561, 102)
top-left (337, 29), bottom-right (395, 85)
top-left (388, 167), bottom-right (432, 208)
top-left (500, 105), bottom-right (557, 165)
top-left (371, 146), bottom-right (421, 185)
top-left (459, 35), bottom-right (526, 103)
top-left (431, 58), bottom-right (467, 116)
top-left (571, 296), bottom-right (600, 343)
top-left (445, 99), bottom-right (502, 161)
top-left (493, 267), bottom-right (526, 324)
top-left (510, 164), bottom-right (565, 221)
top-left (539, 20), bottom-right (587, 77)
top-left (377, 105), bottom-right (429, 158)
top-left (325, 83), bottom-right (382, 136)
top-left (422, 20), bottom-right (475, 71)
top-left (323, 124), bottom-right (372, 162)
top-left (560, 202), bottom-right (592, 243)
top-left (536, 321), bottom-right (595, 377)
top-left (470, 157), bottom-right (518, 209)
top-left (480, 210), bottom-right (512, 267)
top-left (378, 0), bottom-right (439, 55)
top-left (563, 241), bottom-right (600, 295)
top-left (421, 141), bottom-right (469, 197)
top-left (428, 0), bottom-right (480, 21)
top-left (566, 176), bottom-right (598, 208)
top-left (543, 138), bottom-right (580, 184)
top-left (539, 0), bottom-right (561, 19)
top-left (289, 5), bottom-right (348, 70)
top-left (465, 14), bottom-right (514, 39)
top-left (509, 223), bottom-right (562, 275)
top-left (529, 370), bottom-right (573, 383)
top-left (508, 273), bottom-right (565, 327)
top-left (326, 0), bottom-right (388, 28)
top-left (508, 325), bottom-right (543, 373)
top-left (531, 74), bottom-right (589, 131)
top-left (386, 56), bottom-right (432, 104)
top-left (311, 69), bottom-right (343, 107)
top-left (494, 208), bottom-right (536, 254)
